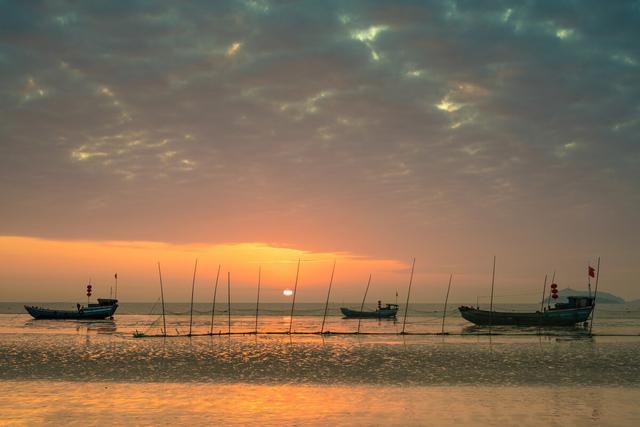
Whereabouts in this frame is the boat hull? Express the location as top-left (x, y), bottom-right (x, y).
top-left (24, 304), bottom-right (118, 320)
top-left (458, 306), bottom-right (592, 326)
top-left (340, 307), bottom-right (398, 319)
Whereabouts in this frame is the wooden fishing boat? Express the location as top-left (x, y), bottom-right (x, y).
top-left (458, 296), bottom-right (594, 326)
top-left (341, 303), bottom-right (399, 319)
top-left (25, 298), bottom-right (118, 320)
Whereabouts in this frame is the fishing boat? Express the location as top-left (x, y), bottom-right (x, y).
top-left (25, 298), bottom-right (119, 320)
top-left (458, 296), bottom-right (594, 326)
top-left (340, 302), bottom-right (399, 319)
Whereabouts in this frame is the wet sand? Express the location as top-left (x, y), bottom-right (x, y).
top-left (2, 306), bottom-right (639, 425)
top-left (2, 382), bottom-right (639, 426)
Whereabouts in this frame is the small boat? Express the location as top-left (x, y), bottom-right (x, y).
top-left (458, 296), bottom-right (594, 327)
top-left (25, 298), bottom-right (119, 320)
top-left (340, 302), bottom-right (399, 319)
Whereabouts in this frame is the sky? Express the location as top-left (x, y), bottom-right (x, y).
top-left (1, 0), bottom-right (639, 302)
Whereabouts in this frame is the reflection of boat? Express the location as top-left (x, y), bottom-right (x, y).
top-left (86, 320), bottom-right (117, 333)
top-left (340, 303), bottom-right (399, 319)
top-left (25, 298), bottom-right (118, 320)
top-left (459, 296), bottom-right (594, 327)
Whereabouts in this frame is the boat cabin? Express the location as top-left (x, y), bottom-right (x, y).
top-left (552, 296), bottom-right (594, 310)
top-left (88, 298), bottom-right (118, 308)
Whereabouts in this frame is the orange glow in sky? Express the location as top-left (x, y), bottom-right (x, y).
top-left (0, 235), bottom-right (411, 302)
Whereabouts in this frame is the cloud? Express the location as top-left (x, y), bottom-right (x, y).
top-left (0, 1), bottom-right (639, 297)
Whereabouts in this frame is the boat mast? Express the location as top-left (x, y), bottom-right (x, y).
top-left (547, 271), bottom-right (556, 308)
top-left (539, 274), bottom-right (548, 330)
top-left (158, 263), bottom-right (167, 336)
top-left (254, 266), bottom-right (261, 334)
top-left (320, 260), bottom-right (336, 334)
top-left (357, 274), bottom-right (372, 334)
top-left (441, 274), bottom-right (453, 334)
top-left (209, 264), bottom-right (221, 335)
top-left (489, 256), bottom-right (496, 329)
top-left (188, 259), bottom-right (198, 336)
top-left (288, 259), bottom-right (301, 334)
top-left (539, 274), bottom-right (548, 313)
top-left (227, 272), bottom-right (231, 335)
top-left (401, 258), bottom-right (416, 335)
top-left (589, 257), bottom-right (601, 335)
top-left (587, 260), bottom-right (592, 298)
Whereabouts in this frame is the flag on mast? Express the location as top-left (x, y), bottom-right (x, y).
top-left (588, 266), bottom-right (595, 278)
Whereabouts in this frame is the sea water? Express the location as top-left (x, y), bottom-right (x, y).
top-left (1, 302), bottom-right (639, 425)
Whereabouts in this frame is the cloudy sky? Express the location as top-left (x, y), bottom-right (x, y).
top-left (1, 0), bottom-right (639, 302)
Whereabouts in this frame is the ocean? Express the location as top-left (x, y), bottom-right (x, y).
top-left (1, 302), bottom-right (639, 425)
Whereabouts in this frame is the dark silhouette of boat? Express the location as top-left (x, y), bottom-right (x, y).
top-left (458, 296), bottom-right (593, 326)
top-left (25, 298), bottom-right (118, 320)
top-left (340, 302), bottom-right (399, 319)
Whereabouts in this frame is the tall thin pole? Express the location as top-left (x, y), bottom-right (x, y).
top-left (539, 274), bottom-right (548, 313)
top-left (254, 266), bottom-right (261, 334)
top-left (547, 271), bottom-right (556, 308)
top-left (357, 274), bottom-right (372, 334)
top-left (227, 272), bottom-right (231, 335)
top-left (158, 263), bottom-right (167, 336)
top-left (441, 274), bottom-right (453, 334)
top-left (114, 273), bottom-right (118, 299)
top-left (288, 259), bottom-right (301, 334)
top-left (539, 274), bottom-right (548, 329)
top-left (489, 256), bottom-right (496, 328)
top-left (188, 259), bottom-right (198, 336)
top-left (401, 258), bottom-right (416, 335)
top-left (209, 265), bottom-right (221, 334)
top-left (589, 257), bottom-right (601, 335)
top-left (538, 274), bottom-right (547, 333)
top-left (587, 261), bottom-right (592, 298)
top-left (320, 260), bottom-right (336, 334)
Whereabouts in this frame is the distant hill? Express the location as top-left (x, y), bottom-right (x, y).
top-left (557, 288), bottom-right (625, 304)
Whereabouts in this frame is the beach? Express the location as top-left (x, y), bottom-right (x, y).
top-left (1, 303), bottom-right (640, 425)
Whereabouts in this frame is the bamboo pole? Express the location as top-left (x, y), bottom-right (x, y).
top-left (320, 260), bottom-right (336, 334)
top-left (158, 263), bottom-right (167, 336)
top-left (188, 259), bottom-right (198, 336)
top-left (401, 258), bottom-right (416, 335)
top-left (254, 266), bottom-right (261, 334)
top-left (587, 261), bottom-right (592, 298)
top-left (209, 264), bottom-right (221, 335)
top-left (539, 274), bottom-right (548, 313)
top-left (547, 271), bottom-right (556, 308)
top-left (227, 272), bottom-right (231, 335)
top-left (589, 257), bottom-right (601, 335)
top-left (489, 256), bottom-right (496, 329)
top-left (539, 274), bottom-right (548, 329)
top-left (288, 259), bottom-right (301, 334)
top-left (441, 274), bottom-right (453, 334)
top-left (357, 274), bottom-right (372, 334)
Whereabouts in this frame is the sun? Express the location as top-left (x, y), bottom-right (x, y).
top-left (283, 289), bottom-right (293, 297)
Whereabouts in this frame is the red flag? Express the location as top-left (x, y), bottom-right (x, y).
top-left (115, 273), bottom-right (118, 279)
top-left (588, 266), bottom-right (595, 278)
